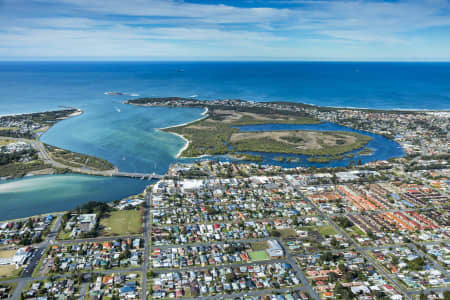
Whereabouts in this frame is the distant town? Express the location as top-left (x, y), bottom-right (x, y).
top-left (0, 98), bottom-right (449, 299)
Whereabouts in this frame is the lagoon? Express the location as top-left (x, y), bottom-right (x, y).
top-left (232, 122), bottom-right (404, 167)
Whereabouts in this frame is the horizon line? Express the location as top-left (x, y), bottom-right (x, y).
top-left (1, 59), bottom-right (450, 63)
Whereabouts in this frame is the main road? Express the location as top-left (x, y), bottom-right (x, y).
top-left (141, 188), bottom-right (152, 299)
top-left (10, 214), bottom-right (63, 300)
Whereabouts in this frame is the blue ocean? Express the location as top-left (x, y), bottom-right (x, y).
top-left (0, 62), bottom-right (449, 220)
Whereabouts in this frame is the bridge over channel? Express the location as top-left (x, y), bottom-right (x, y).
top-left (113, 172), bottom-right (163, 180)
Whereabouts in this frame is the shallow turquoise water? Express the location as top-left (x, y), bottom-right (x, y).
top-left (0, 174), bottom-right (150, 221)
top-left (1, 61), bottom-right (446, 219)
top-left (0, 104), bottom-right (203, 220)
top-left (41, 104), bottom-right (204, 174)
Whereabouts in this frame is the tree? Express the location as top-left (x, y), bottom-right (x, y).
top-left (407, 257), bottom-right (425, 271)
top-left (328, 272), bottom-right (339, 283)
top-left (338, 263), bottom-right (346, 273)
top-left (120, 249), bottom-right (131, 260)
top-left (331, 237), bottom-right (339, 248)
top-left (319, 252), bottom-right (335, 263)
top-left (391, 256), bottom-right (399, 266)
top-left (271, 230), bottom-right (281, 237)
top-left (343, 271), bottom-right (355, 282)
top-left (443, 290), bottom-right (450, 300)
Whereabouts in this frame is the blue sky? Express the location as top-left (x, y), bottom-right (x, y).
top-left (1, 0), bottom-right (449, 61)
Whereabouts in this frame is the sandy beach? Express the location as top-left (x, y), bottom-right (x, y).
top-left (158, 107), bottom-right (209, 158)
top-left (66, 108), bottom-right (83, 118)
top-left (0, 108), bottom-right (84, 118)
top-left (171, 132), bottom-right (190, 158)
top-left (159, 107), bottom-right (208, 130)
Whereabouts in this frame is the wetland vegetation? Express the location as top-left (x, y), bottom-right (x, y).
top-left (138, 98), bottom-right (374, 159)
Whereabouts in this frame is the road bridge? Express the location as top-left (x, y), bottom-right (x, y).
top-left (112, 172), bottom-right (163, 180)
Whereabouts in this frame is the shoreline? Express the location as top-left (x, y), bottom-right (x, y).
top-left (65, 108), bottom-right (83, 118)
top-left (301, 102), bottom-right (450, 112)
top-left (0, 107), bottom-right (84, 119)
top-left (172, 131), bottom-right (190, 158)
top-left (159, 107), bottom-right (208, 130)
top-left (158, 107), bottom-right (209, 158)
top-left (0, 107), bottom-right (120, 180)
top-left (0, 183), bottom-right (151, 223)
top-left (125, 98), bottom-right (450, 113)
top-left (38, 108), bottom-right (83, 140)
top-left (155, 128), bottom-right (213, 159)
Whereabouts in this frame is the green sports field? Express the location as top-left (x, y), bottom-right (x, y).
top-left (249, 250), bottom-right (269, 261)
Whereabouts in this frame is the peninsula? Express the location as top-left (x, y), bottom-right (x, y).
top-left (0, 109), bottom-right (116, 179)
top-left (125, 97), bottom-right (373, 159)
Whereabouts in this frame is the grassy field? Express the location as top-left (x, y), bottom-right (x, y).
top-left (165, 119), bottom-right (237, 157)
top-left (164, 107), bottom-right (323, 158)
top-left (277, 228), bottom-right (298, 239)
top-left (251, 242), bottom-right (268, 251)
top-left (232, 130), bottom-right (372, 156)
top-left (45, 144), bottom-right (115, 171)
top-left (57, 230), bottom-right (72, 240)
top-left (315, 225), bottom-right (338, 237)
top-left (0, 127), bottom-right (20, 131)
top-left (303, 225), bottom-right (337, 237)
top-left (0, 265), bottom-right (22, 279)
top-left (347, 226), bottom-right (367, 237)
top-left (249, 250), bottom-right (270, 261)
top-left (100, 210), bottom-right (142, 236)
top-left (0, 250), bottom-right (16, 259)
top-left (0, 139), bottom-right (17, 146)
top-left (184, 287), bottom-right (192, 297)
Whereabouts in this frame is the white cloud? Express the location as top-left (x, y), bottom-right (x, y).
top-left (43, 0), bottom-right (293, 24)
top-left (0, 0), bottom-right (449, 59)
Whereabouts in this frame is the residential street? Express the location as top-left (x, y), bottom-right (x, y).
top-left (4, 174), bottom-right (449, 300)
